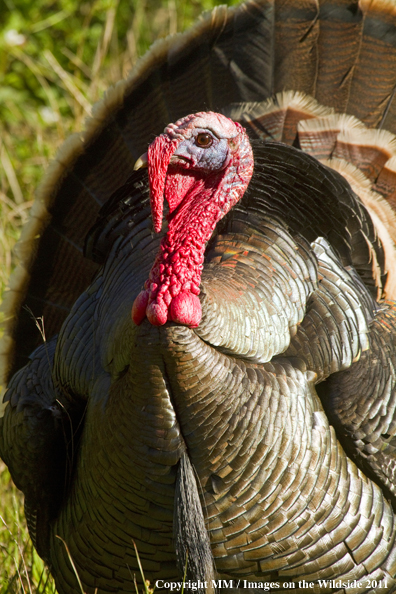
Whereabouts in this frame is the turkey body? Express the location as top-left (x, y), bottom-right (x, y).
top-left (3, 0), bottom-right (396, 593)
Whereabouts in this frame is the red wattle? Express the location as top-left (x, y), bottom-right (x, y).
top-left (169, 292), bottom-right (202, 327)
top-left (132, 288), bottom-right (202, 327)
top-left (131, 290), bottom-right (149, 325)
top-left (147, 301), bottom-right (168, 326)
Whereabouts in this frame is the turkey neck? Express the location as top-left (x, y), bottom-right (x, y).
top-left (155, 131), bottom-right (254, 292)
top-left (133, 172), bottom-right (229, 328)
top-left (151, 170), bottom-right (228, 294)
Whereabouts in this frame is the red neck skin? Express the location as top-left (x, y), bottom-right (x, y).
top-left (132, 129), bottom-right (253, 327)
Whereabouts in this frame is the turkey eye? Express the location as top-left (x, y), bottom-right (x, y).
top-left (196, 133), bottom-right (213, 148)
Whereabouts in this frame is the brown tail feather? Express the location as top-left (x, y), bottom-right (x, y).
top-left (315, 0), bottom-right (364, 112)
top-left (346, 1), bottom-right (396, 129)
top-left (273, 0), bottom-right (320, 95)
top-left (376, 156), bottom-right (396, 206)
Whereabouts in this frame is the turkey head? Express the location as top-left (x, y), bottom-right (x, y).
top-left (131, 112), bottom-right (254, 328)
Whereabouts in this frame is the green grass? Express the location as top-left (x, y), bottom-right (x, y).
top-left (0, 0), bottom-right (238, 591)
top-left (0, 461), bottom-right (56, 593)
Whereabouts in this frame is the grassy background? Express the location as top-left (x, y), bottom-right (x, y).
top-left (0, 0), bottom-right (237, 591)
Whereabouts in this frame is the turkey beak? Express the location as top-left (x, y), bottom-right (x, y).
top-left (133, 152), bottom-right (148, 170)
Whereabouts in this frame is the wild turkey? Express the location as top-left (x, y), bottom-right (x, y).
top-left (3, 0), bottom-right (396, 592)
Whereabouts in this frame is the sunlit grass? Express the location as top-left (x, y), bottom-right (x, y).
top-left (0, 457), bottom-right (154, 593)
top-left (0, 461), bottom-right (56, 593)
